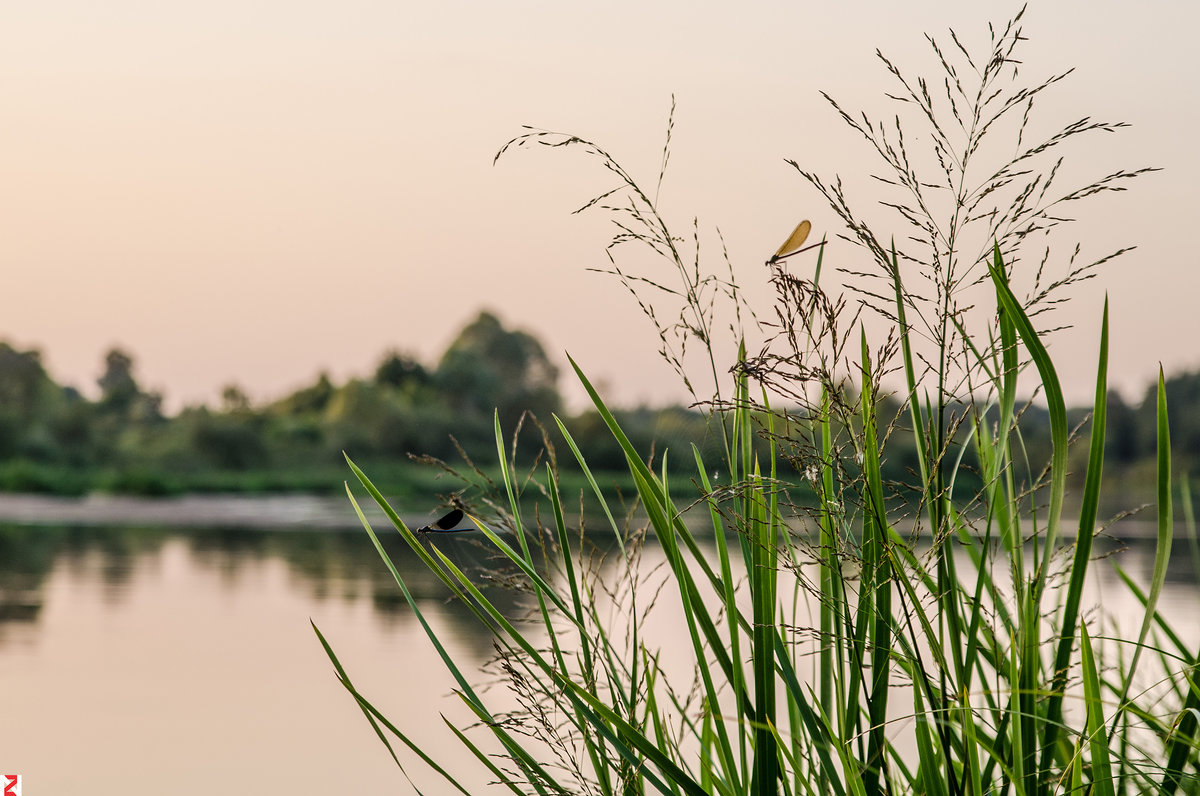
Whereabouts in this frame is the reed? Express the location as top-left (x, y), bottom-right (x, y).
top-left (316, 9), bottom-right (1196, 795)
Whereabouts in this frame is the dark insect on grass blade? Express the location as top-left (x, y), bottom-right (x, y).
top-left (417, 509), bottom-right (472, 533)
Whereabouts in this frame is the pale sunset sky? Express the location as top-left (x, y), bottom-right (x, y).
top-left (1, 1), bottom-right (1195, 412)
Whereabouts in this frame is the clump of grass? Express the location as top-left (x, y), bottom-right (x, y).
top-left (316, 9), bottom-right (1197, 796)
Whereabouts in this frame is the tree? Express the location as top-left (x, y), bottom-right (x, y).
top-left (1105, 389), bottom-right (1140, 463)
top-left (95, 347), bottom-right (163, 427)
top-left (374, 351), bottom-right (428, 390)
top-left (0, 343), bottom-right (51, 422)
top-left (221, 384), bottom-right (251, 413)
top-left (187, 408), bottom-right (268, 470)
top-left (98, 348), bottom-right (140, 416)
top-left (0, 343), bottom-right (64, 460)
top-left (271, 373), bottom-right (335, 416)
top-left (434, 310), bottom-right (560, 430)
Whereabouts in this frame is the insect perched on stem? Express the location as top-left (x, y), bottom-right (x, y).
top-left (767, 219), bottom-right (824, 265)
top-left (415, 509), bottom-right (474, 534)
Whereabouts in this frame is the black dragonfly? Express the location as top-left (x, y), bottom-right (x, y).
top-left (415, 509), bottom-right (475, 534)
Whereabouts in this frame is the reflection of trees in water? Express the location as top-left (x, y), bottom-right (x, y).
top-left (0, 525), bottom-right (63, 633)
top-left (0, 524), bottom-right (171, 639)
top-left (185, 527), bottom-right (273, 586)
top-left (1107, 533), bottom-right (1200, 586)
top-left (177, 526), bottom-right (542, 657)
top-left (0, 522), bottom-right (541, 658)
top-left (272, 529), bottom-right (539, 657)
top-left (59, 526), bottom-right (168, 602)
top-left (5, 520), bottom-right (1194, 657)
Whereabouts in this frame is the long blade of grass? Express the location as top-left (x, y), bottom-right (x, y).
top-left (694, 450), bottom-right (749, 790)
top-left (312, 621), bottom-right (465, 795)
top-left (443, 714), bottom-right (535, 796)
top-left (554, 414), bottom-right (627, 554)
top-left (569, 354), bottom-right (758, 713)
top-left (987, 243), bottom-right (1067, 558)
top-left (858, 329), bottom-right (893, 796)
top-left (1107, 367), bottom-right (1173, 741)
top-left (544, 463), bottom-right (617, 796)
top-left (1040, 298), bottom-right (1109, 770)
top-left (568, 354), bottom-right (731, 601)
top-left (1081, 623), bottom-right (1117, 796)
top-left (1159, 664), bottom-right (1200, 796)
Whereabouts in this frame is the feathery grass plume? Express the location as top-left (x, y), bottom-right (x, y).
top-left (496, 94), bottom-right (753, 422)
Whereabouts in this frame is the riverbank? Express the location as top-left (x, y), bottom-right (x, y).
top-left (0, 491), bottom-right (1176, 541)
top-left (0, 492), bottom-right (398, 530)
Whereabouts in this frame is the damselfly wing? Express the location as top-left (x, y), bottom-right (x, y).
top-left (416, 509), bottom-right (473, 534)
top-left (772, 219), bottom-right (812, 261)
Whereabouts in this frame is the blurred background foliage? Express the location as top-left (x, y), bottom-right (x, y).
top-left (0, 308), bottom-right (1189, 502)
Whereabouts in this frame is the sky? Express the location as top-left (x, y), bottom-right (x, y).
top-left (1, 1), bottom-right (1196, 414)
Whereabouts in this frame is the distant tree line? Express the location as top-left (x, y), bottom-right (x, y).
top-left (0, 312), bottom-right (1191, 501)
top-left (0, 311), bottom-right (723, 496)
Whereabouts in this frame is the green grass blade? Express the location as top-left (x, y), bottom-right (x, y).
top-left (544, 463), bottom-right (617, 796)
top-left (443, 714), bottom-right (534, 796)
top-left (554, 413), bottom-right (627, 554)
top-left (1159, 667), bottom-right (1200, 796)
top-left (858, 329), bottom-right (893, 796)
top-left (312, 621), bottom-right (466, 795)
top-left (694, 449), bottom-right (749, 790)
top-left (910, 671), bottom-right (948, 796)
top-left (567, 354), bottom-right (730, 599)
top-left (817, 385), bottom-right (845, 750)
top-left (749, 471), bottom-right (780, 794)
top-left (1041, 298), bottom-right (1109, 769)
top-left (1108, 367), bottom-right (1172, 742)
top-left (640, 467), bottom-right (744, 791)
top-left (987, 243), bottom-right (1067, 557)
top-left (1081, 623), bottom-right (1116, 796)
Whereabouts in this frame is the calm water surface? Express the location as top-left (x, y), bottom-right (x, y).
top-left (0, 524), bottom-right (525, 795)
top-left (1, 516), bottom-right (1197, 794)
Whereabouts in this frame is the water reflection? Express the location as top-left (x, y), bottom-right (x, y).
top-left (3, 521), bottom-right (1198, 638)
top-left (0, 523), bottom-right (538, 657)
top-left (0, 517), bottom-right (1196, 796)
top-left (0, 525), bottom-right (65, 631)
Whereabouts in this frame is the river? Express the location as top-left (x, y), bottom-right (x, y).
top-left (0, 495), bottom-right (1196, 794)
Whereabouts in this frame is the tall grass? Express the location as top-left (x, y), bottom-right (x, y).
top-left (316, 9), bottom-right (1197, 795)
